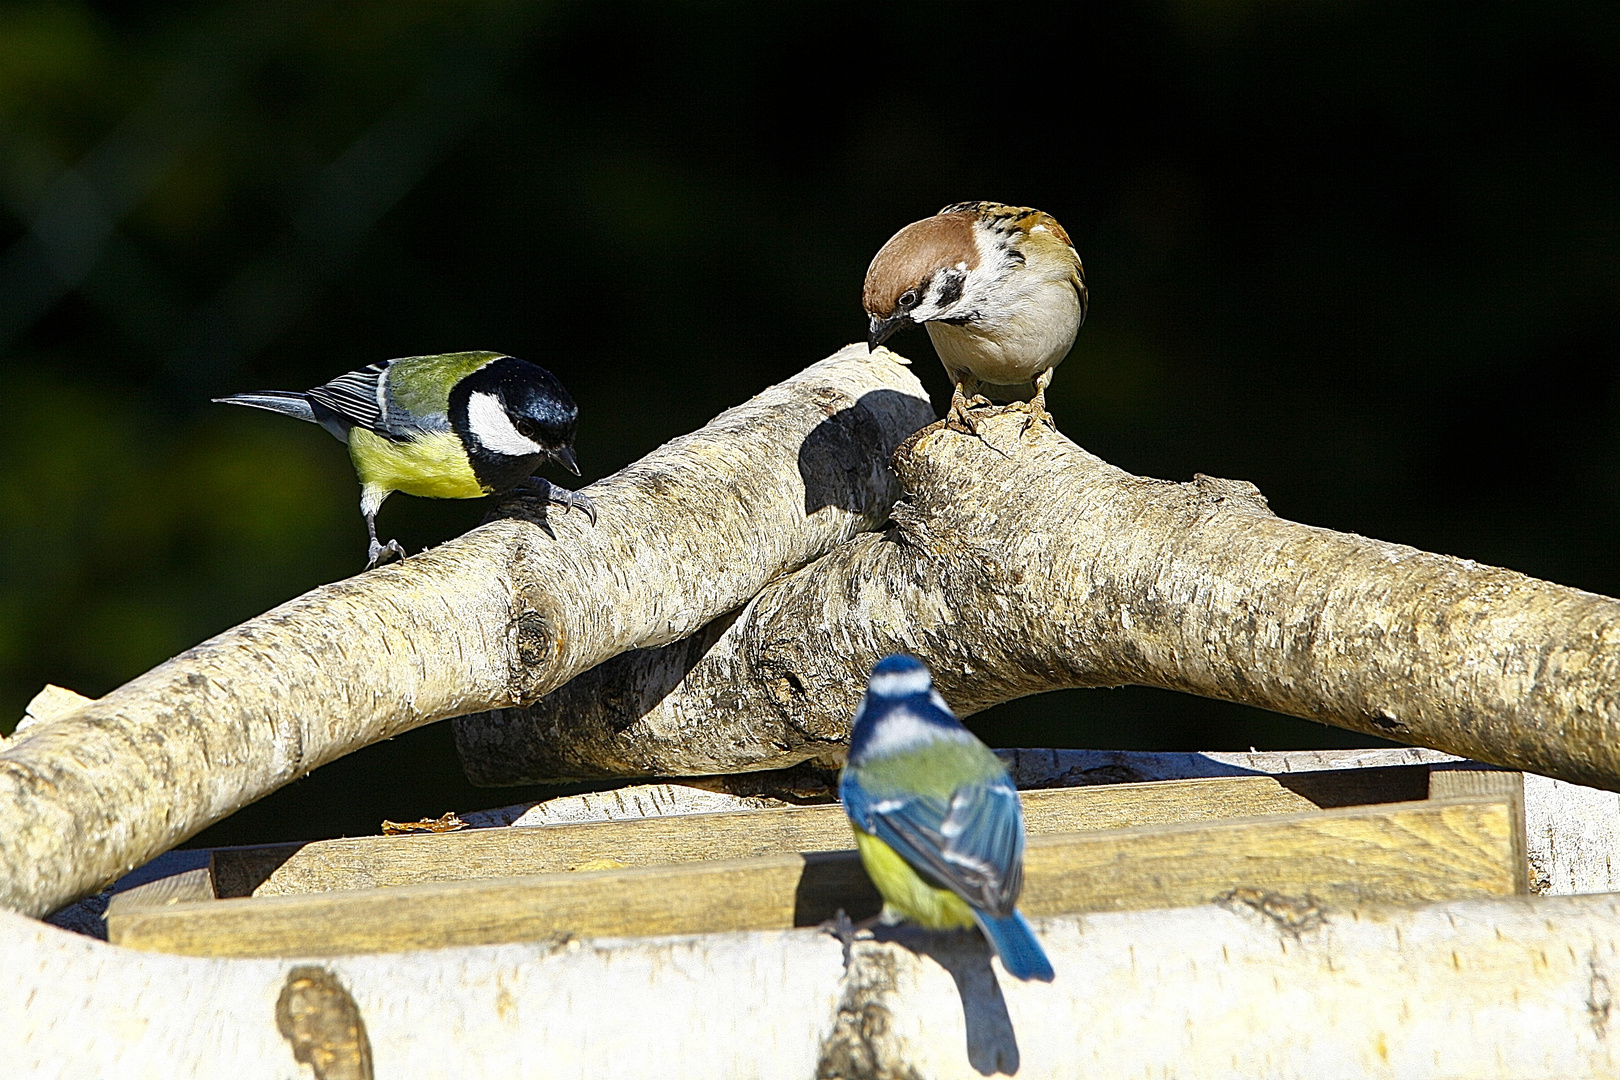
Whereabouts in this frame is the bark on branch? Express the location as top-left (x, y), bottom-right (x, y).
top-left (0, 347), bottom-right (932, 917)
top-left (8, 894), bottom-right (1620, 1077)
top-left (461, 407), bottom-right (1620, 791)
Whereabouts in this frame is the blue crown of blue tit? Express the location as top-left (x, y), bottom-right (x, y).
top-left (214, 350), bottom-right (592, 569)
top-left (846, 654), bottom-right (974, 765)
top-left (840, 654), bottom-right (1054, 982)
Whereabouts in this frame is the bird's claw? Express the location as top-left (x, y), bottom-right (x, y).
top-left (365, 538), bottom-right (408, 571)
top-left (1016, 399), bottom-right (1058, 435)
top-left (519, 476), bottom-right (598, 526)
top-left (946, 397), bottom-right (983, 437)
top-left (947, 379), bottom-right (1001, 437)
top-left (819, 908), bottom-right (877, 972)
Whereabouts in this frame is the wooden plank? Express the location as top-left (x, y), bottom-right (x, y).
top-left (106, 868), bottom-right (214, 915)
top-left (108, 795), bottom-right (1519, 958)
top-left (1428, 763), bottom-right (1524, 802)
top-left (101, 850), bottom-right (215, 926)
top-left (1024, 794), bottom-right (1520, 915)
top-left (997, 746), bottom-right (1456, 788)
top-left (1427, 765), bottom-right (1528, 893)
top-left (199, 774), bottom-right (1329, 902)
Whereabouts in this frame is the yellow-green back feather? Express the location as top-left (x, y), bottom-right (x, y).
top-left (385, 351), bottom-right (505, 418)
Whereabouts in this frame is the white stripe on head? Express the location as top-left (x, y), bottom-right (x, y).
top-left (467, 391), bottom-right (544, 457)
top-left (868, 667), bottom-right (933, 698)
top-left (860, 703), bottom-right (971, 758)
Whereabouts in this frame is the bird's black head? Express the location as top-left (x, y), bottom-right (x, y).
top-left (450, 356), bottom-right (581, 492)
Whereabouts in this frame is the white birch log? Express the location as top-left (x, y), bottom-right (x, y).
top-left (0, 346), bottom-right (933, 918)
top-left (460, 406), bottom-right (1620, 792)
top-left (7, 893), bottom-right (1620, 1079)
top-left (1523, 772), bottom-right (1620, 894)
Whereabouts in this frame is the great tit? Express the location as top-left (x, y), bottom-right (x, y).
top-left (839, 654), bottom-right (1054, 982)
top-left (216, 351), bottom-right (594, 569)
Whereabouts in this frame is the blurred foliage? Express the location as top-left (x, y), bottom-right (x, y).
top-left (1, 0), bottom-right (1617, 842)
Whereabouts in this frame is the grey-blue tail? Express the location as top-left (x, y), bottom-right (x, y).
top-left (973, 909), bottom-right (1055, 982)
top-left (213, 390), bottom-right (317, 424)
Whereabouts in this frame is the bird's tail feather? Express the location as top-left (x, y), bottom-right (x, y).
top-left (213, 390), bottom-right (316, 424)
top-left (973, 909), bottom-right (1054, 982)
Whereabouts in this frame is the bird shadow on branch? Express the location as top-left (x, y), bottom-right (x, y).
top-left (836, 928), bottom-right (1022, 1078)
top-left (797, 388), bottom-right (928, 517)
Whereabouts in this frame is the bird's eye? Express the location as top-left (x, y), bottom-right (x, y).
top-left (899, 290), bottom-right (919, 309)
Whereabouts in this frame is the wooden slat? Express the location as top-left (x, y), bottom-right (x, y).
top-left (102, 850), bottom-right (214, 922)
top-left (107, 868), bottom-right (213, 914)
top-left (1429, 764), bottom-right (1525, 803)
top-left (1427, 765), bottom-right (1528, 893)
top-left (107, 795), bottom-right (1520, 958)
top-left (1025, 793), bottom-right (1522, 913)
top-left (201, 774), bottom-right (1328, 901)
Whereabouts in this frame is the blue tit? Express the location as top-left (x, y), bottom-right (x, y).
top-left (839, 654), bottom-right (1054, 982)
top-left (216, 351), bottom-right (594, 569)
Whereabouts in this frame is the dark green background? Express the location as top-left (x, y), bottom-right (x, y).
top-left (2, 0), bottom-right (1615, 844)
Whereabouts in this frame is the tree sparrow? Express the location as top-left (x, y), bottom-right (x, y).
top-left (863, 201), bottom-right (1087, 430)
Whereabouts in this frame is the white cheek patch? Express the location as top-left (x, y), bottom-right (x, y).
top-left (869, 667), bottom-right (933, 698)
top-left (467, 391), bottom-right (544, 456)
top-left (861, 705), bottom-right (971, 758)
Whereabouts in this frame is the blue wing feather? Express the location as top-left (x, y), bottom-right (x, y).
top-left (939, 777), bottom-right (1025, 911)
top-left (838, 769), bottom-right (880, 833)
top-left (845, 767), bottom-right (1026, 917)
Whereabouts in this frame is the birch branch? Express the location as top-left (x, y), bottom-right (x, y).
top-left (461, 407), bottom-right (1620, 791)
top-left (0, 346), bottom-right (933, 918)
top-left (7, 894), bottom-right (1620, 1078)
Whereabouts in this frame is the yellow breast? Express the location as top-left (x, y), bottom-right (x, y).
top-left (853, 827), bottom-right (977, 930)
top-left (348, 427), bottom-right (487, 501)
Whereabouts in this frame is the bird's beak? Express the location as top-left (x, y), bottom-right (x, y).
top-left (867, 312), bottom-right (910, 351)
top-left (555, 447), bottom-right (580, 476)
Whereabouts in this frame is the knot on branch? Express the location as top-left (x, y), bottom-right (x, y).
top-left (1190, 473), bottom-right (1274, 516)
top-left (1219, 887), bottom-right (1326, 937)
top-left (758, 651), bottom-right (857, 746)
top-left (275, 966), bottom-right (375, 1080)
top-left (815, 948), bottom-right (922, 1080)
top-left (506, 588), bottom-right (562, 702)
